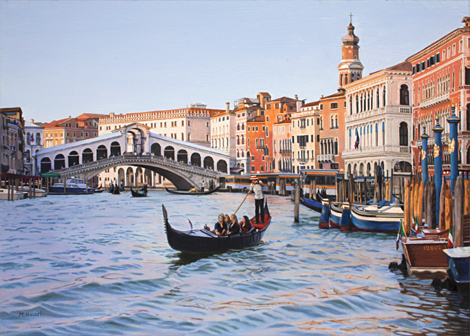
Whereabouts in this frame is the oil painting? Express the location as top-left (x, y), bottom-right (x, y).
top-left (1, 1), bottom-right (469, 335)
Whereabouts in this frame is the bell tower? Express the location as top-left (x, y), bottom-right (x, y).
top-left (338, 14), bottom-right (364, 90)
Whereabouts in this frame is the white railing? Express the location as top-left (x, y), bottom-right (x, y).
top-left (345, 106), bottom-right (411, 123)
top-left (317, 154), bottom-right (335, 162)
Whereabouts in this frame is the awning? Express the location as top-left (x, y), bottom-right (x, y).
top-left (41, 172), bottom-right (61, 178)
top-left (0, 173), bottom-right (42, 181)
top-left (230, 167), bottom-right (244, 174)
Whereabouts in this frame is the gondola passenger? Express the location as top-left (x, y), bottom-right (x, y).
top-left (240, 215), bottom-right (252, 233)
top-left (227, 214), bottom-right (240, 235)
top-left (214, 213), bottom-right (227, 236)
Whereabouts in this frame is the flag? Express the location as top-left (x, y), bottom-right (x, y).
top-left (396, 219), bottom-right (405, 250)
top-left (354, 132), bottom-right (360, 149)
top-left (414, 216), bottom-right (419, 234)
top-left (187, 218), bottom-right (193, 231)
top-left (448, 226), bottom-right (454, 248)
top-left (29, 134), bottom-right (34, 143)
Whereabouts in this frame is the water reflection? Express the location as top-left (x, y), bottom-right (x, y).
top-left (0, 191), bottom-right (468, 335)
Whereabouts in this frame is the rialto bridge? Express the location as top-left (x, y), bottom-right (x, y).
top-left (35, 123), bottom-right (229, 190)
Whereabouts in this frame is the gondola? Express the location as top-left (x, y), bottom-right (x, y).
top-left (94, 184), bottom-right (105, 193)
top-left (108, 184), bottom-right (114, 193)
top-left (162, 199), bottom-right (271, 253)
top-left (131, 186), bottom-right (148, 197)
top-left (164, 185), bottom-right (221, 195)
top-left (112, 185), bottom-right (120, 195)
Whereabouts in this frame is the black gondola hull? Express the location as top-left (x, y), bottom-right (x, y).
top-left (165, 185), bottom-right (221, 196)
top-left (162, 200), bottom-right (271, 253)
top-left (131, 187), bottom-right (148, 197)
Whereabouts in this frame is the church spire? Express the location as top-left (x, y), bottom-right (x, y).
top-left (338, 16), bottom-right (364, 90)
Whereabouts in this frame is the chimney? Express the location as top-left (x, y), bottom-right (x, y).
top-left (295, 94), bottom-right (298, 100)
top-left (463, 16), bottom-right (470, 27)
top-left (226, 102), bottom-right (230, 113)
top-left (30, 118), bottom-right (34, 123)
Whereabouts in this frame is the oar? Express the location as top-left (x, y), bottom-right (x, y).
top-left (234, 191), bottom-right (250, 216)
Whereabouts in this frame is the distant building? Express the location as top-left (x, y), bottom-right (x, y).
top-left (343, 61), bottom-right (413, 176)
top-left (24, 119), bottom-right (44, 175)
top-left (0, 107), bottom-right (25, 174)
top-left (247, 115), bottom-right (267, 173)
top-left (42, 113), bottom-right (104, 149)
top-left (272, 118), bottom-right (292, 173)
top-left (316, 19), bottom-right (363, 172)
top-left (407, 16), bottom-right (470, 175)
top-left (291, 102), bottom-right (320, 173)
top-left (210, 103), bottom-right (236, 168)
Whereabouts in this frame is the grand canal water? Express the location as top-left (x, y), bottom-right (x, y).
top-left (1, 191), bottom-right (468, 335)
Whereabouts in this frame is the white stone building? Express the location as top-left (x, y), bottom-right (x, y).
top-left (24, 120), bottom-right (44, 175)
top-left (343, 61), bottom-right (413, 176)
top-left (210, 103), bottom-right (236, 167)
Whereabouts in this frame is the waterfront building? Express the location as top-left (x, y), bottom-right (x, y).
top-left (408, 16), bottom-right (470, 175)
top-left (0, 107), bottom-right (25, 174)
top-left (343, 61), bottom-right (413, 176)
top-left (246, 115), bottom-right (267, 173)
top-left (231, 94), bottom-right (268, 174)
top-left (24, 119), bottom-right (44, 176)
top-left (272, 118), bottom-right (292, 173)
top-left (263, 95), bottom-right (303, 173)
top-left (291, 102), bottom-right (320, 173)
top-left (316, 19), bottom-right (363, 172)
top-left (210, 103), bottom-right (236, 168)
top-left (97, 104), bottom-right (224, 187)
top-left (42, 113), bottom-right (104, 149)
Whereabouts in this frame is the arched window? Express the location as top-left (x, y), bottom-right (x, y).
top-left (345, 74), bottom-right (348, 85)
top-left (356, 96), bottom-right (359, 114)
top-left (335, 115), bottom-right (338, 128)
top-left (400, 85), bottom-right (409, 105)
top-left (241, 135), bottom-right (244, 144)
top-left (377, 89), bottom-right (380, 108)
top-left (349, 97), bottom-right (353, 115)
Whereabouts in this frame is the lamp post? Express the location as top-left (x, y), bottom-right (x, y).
top-left (447, 103), bottom-right (460, 190)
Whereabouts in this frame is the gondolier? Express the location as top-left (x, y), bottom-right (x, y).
top-left (248, 176), bottom-right (265, 224)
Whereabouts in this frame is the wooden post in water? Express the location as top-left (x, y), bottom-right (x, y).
top-left (311, 180), bottom-right (316, 200)
top-left (7, 179), bottom-right (11, 201)
top-left (349, 175), bottom-right (355, 204)
top-left (358, 183), bottom-right (362, 204)
top-left (424, 182), bottom-right (429, 224)
top-left (63, 177), bottom-right (67, 194)
top-left (409, 180), bottom-right (415, 223)
top-left (404, 180), bottom-right (411, 236)
top-left (362, 179), bottom-right (367, 203)
top-left (445, 189), bottom-right (453, 231)
top-left (465, 179), bottom-right (470, 216)
top-left (294, 184), bottom-right (300, 222)
top-left (453, 176), bottom-right (464, 248)
top-left (426, 182), bottom-right (437, 228)
top-left (385, 180), bottom-right (390, 201)
top-left (389, 169), bottom-right (394, 202)
top-left (418, 180), bottom-right (424, 226)
top-left (439, 178), bottom-right (447, 230)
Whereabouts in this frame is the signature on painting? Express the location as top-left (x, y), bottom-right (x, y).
top-left (18, 311), bottom-right (46, 318)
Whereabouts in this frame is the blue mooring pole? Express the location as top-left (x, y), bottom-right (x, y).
top-left (421, 124), bottom-right (429, 185)
top-left (447, 103), bottom-right (460, 191)
top-left (432, 115), bottom-right (444, 227)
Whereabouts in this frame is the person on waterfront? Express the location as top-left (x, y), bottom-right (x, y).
top-left (248, 176), bottom-right (264, 224)
top-left (227, 214), bottom-right (240, 235)
top-left (201, 180), bottom-right (206, 192)
top-left (214, 213), bottom-right (227, 236)
top-left (240, 215), bottom-right (252, 232)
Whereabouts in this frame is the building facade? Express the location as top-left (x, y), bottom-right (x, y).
top-left (24, 120), bottom-right (44, 176)
top-left (211, 103), bottom-right (236, 168)
top-left (0, 107), bottom-right (25, 174)
top-left (42, 113), bottom-right (103, 149)
top-left (291, 102), bottom-right (320, 173)
top-left (343, 61), bottom-right (413, 176)
top-left (408, 17), bottom-right (470, 175)
top-left (272, 118), bottom-right (292, 173)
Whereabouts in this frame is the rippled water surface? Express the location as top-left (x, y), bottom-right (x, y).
top-left (1, 191), bottom-right (469, 335)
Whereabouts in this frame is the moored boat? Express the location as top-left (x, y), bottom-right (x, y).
top-left (329, 202), bottom-right (342, 229)
top-left (49, 178), bottom-right (94, 195)
top-left (443, 246), bottom-right (470, 290)
top-left (162, 199), bottom-right (271, 253)
top-left (165, 185), bottom-right (221, 195)
top-left (350, 203), bottom-right (402, 233)
top-left (401, 236), bottom-right (449, 274)
top-left (299, 197), bottom-right (322, 213)
top-left (319, 199), bottom-right (330, 229)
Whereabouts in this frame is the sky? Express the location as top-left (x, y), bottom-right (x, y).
top-left (0, 0), bottom-right (469, 122)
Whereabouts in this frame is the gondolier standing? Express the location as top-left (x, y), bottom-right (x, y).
top-left (201, 180), bottom-right (206, 192)
top-left (248, 176), bottom-right (264, 224)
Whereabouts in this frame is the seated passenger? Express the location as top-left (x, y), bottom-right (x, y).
top-left (224, 214), bottom-right (230, 225)
top-left (227, 214), bottom-right (240, 235)
top-left (214, 213), bottom-right (227, 236)
top-left (240, 215), bottom-right (252, 233)
top-left (189, 187), bottom-right (197, 193)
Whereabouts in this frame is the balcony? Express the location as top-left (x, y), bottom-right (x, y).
top-left (345, 106), bottom-right (412, 123)
top-left (418, 91), bottom-right (450, 109)
top-left (317, 154), bottom-right (335, 162)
